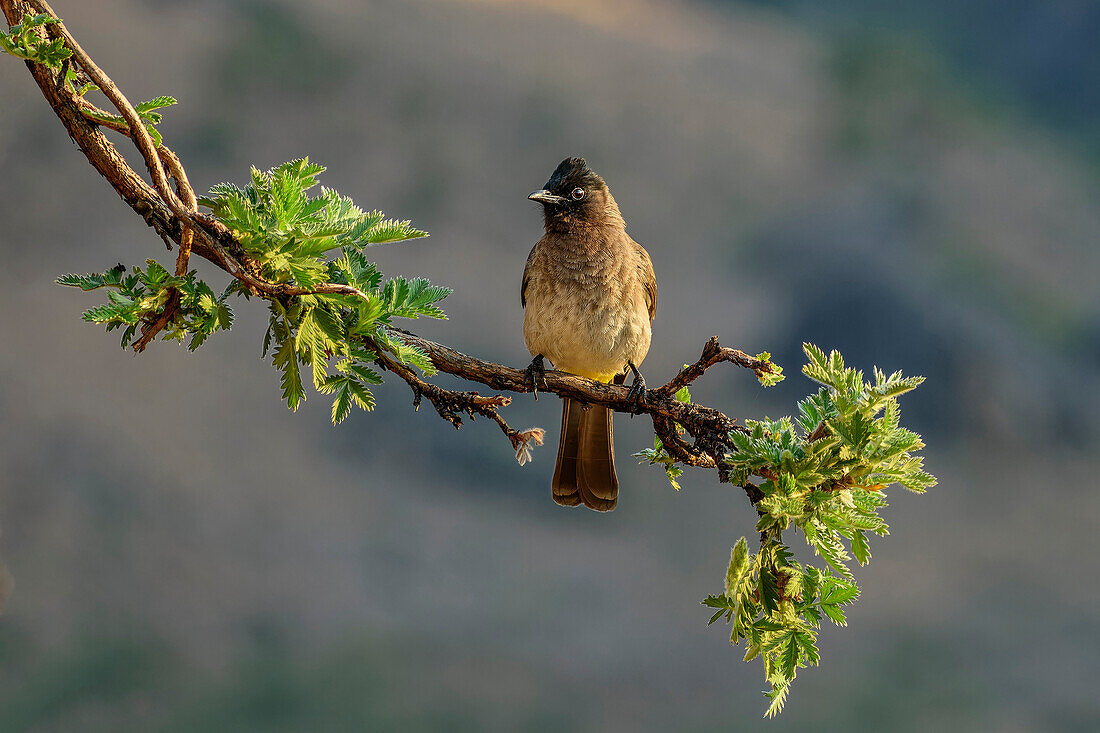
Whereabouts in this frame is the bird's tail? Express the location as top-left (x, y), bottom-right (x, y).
top-left (552, 397), bottom-right (618, 511)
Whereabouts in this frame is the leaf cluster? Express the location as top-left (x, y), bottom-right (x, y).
top-left (57, 260), bottom-right (233, 350)
top-left (691, 344), bottom-right (935, 714)
top-left (704, 537), bottom-right (860, 717)
top-left (60, 159), bottom-right (442, 424)
top-left (259, 263), bottom-right (448, 424)
top-left (0, 13), bottom-right (70, 66)
top-left (753, 350), bottom-right (785, 387)
top-left (197, 158), bottom-right (426, 284)
top-left (199, 159), bottom-right (441, 421)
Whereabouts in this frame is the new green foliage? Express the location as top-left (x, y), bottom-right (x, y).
top-left (202, 159), bottom-right (442, 421)
top-left (78, 93), bottom-right (177, 146)
top-left (0, 13), bottom-right (70, 66)
top-left (61, 158), bottom-right (444, 423)
top-left (57, 261), bottom-right (233, 350)
top-left (196, 159), bottom-right (426, 266)
top-left (753, 351), bottom-right (785, 387)
top-left (695, 343), bottom-right (935, 715)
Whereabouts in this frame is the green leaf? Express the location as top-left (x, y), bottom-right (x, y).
top-left (764, 676), bottom-right (792, 718)
top-left (820, 603), bottom-right (846, 626)
top-left (397, 277), bottom-right (452, 320)
top-left (216, 303), bottom-right (234, 331)
top-left (1, 13), bottom-right (72, 66)
top-left (821, 580), bottom-right (860, 607)
top-left (725, 537), bottom-right (750, 600)
top-left (901, 469), bottom-right (937, 493)
top-left (664, 463), bottom-right (684, 491)
top-left (794, 627), bottom-right (820, 666)
top-left (273, 336), bottom-right (304, 411)
top-left (378, 331), bottom-right (436, 375)
top-left (330, 379), bottom-right (354, 424)
top-left (805, 523), bottom-right (855, 582)
top-left (135, 95), bottom-right (177, 114)
top-left (285, 255), bottom-right (329, 288)
top-left (361, 217), bottom-right (429, 245)
top-left (702, 594), bottom-right (734, 611)
top-left (344, 363), bottom-right (383, 385)
top-left (309, 306), bottom-right (346, 347)
top-left (850, 529), bottom-right (871, 565)
top-left (777, 631), bottom-right (800, 680)
top-left (759, 566), bottom-right (782, 614)
top-left (58, 273), bottom-right (110, 291)
top-left (345, 378), bottom-right (376, 411)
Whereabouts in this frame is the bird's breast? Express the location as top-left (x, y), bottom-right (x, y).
top-left (523, 241), bottom-right (651, 382)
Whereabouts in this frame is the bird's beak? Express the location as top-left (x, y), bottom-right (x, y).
top-left (528, 189), bottom-right (566, 205)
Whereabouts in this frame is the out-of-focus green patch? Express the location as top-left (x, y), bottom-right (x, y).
top-left (829, 32), bottom-right (1003, 157)
top-left (0, 624), bottom-right (582, 732)
top-left (214, 2), bottom-right (352, 97)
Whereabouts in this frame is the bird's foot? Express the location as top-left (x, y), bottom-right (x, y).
top-left (524, 354), bottom-right (548, 400)
top-left (626, 362), bottom-right (647, 415)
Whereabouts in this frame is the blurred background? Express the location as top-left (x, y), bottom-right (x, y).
top-left (1, 0), bottom-right (1098, 730)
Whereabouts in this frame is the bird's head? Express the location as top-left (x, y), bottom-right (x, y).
top-left (528, 157), bottom-right (621, 230)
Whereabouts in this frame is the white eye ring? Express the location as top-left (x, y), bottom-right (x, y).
top-left (571, 187), bottom-right (585, 200)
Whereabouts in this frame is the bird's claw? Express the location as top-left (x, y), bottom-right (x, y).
top-left (524, 355), bottom-right (548, 400)
top-left (626, 364), bottom-right (647, 415)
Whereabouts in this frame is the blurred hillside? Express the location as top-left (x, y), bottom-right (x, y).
top-left (719, 0), bottom-right (1100, 163)
top-left (0, 0), bottom-right (1097, 730)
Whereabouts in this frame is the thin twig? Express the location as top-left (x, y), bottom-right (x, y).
top-left (656, 336), bottom-right (777, 398)
top-left (131, 290), bottom-right (180, 353)
top-left (653, 414), bottom-right (717, 468)
top-left (373, 343), bottom-right (512, 430)
top-left (71, 98), bottom-right (197, 276)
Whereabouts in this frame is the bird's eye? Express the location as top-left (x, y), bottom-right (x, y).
top-left (571, 187), bottom-right (586, 200)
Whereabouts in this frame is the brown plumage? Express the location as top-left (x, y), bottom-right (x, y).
top-left (522, 158), bottom-right (657, 511)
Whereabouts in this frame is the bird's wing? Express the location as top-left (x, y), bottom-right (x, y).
top-left (521, 240), bottom-right (540, 308)
top-left (637, 241), bottom-right (657, 322)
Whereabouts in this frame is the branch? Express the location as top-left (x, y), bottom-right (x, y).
top-left (389, 328), bottom-right (756, 446)
top-left (656, 336), bottom-right (777, 398)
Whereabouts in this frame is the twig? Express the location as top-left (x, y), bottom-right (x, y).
top-left (131, 290), bottom-right (180, 353)
top-left (656, 336), bottom-right (777, 398)
top-left (389, 329), bottom-right (748, 440)
top-left (652, 414), bottom-right (717, 468)
top-left (373, 343), bottom-right (512, 429)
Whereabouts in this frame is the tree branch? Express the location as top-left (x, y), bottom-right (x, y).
top-left (656, 336), bottom-right (776, 398)
top-left (388, 328), bottom-right (759, 445)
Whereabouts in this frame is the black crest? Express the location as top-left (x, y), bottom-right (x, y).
top-left (543, 157), bottom-right (605, 195)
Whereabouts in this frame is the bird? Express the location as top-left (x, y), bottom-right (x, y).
top-left (522, 157), bottom-right (657, 511)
